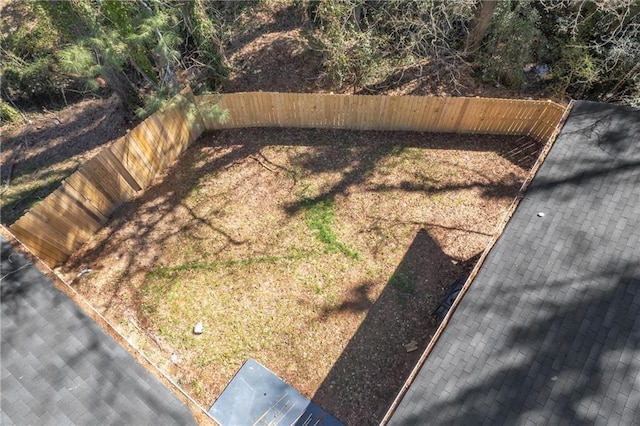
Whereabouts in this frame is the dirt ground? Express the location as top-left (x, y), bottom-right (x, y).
top-left (59, 126), bottom-right (540, 424)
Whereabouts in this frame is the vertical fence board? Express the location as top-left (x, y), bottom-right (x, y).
top-left (16, 212), bottom-right (80, 254)
top-left (119, 134), bottom-right (159, 184)
top-left (64, 172), bottom-right (118, 219)
top-left (508, 102), bottom-right (529, 134)
top-left (145, 112), bottom-right (178, 165)
top-left (47, 188), bottom-right (105, 231)
top-left (29, 201), bottom-right (93, 244)
top-left (197, 94), bottom-right (222, 129)
top-left (109, 137), bottom-right (155, 189)
top-left (99, 148), bottom-right (142, 192)
top-left (177, 90), bottom-right (206, 143)
top-left (457, 98), bottom-right (480, 133)
top-left (129, 116), bottom-right (169, 173)
top-left (80, 155), bottom-right (135, 205)
top-left (155, 108), bottom-right (185, 159)
top-left (409, 96), bottom-right (426, 131)
top-left (244, 92), bottom-right (257, 126)
top-left (34, 195), bottom-right (96, 240)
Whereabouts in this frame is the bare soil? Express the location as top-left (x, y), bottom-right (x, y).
top-left (60, 127), bottom-right (540, 424)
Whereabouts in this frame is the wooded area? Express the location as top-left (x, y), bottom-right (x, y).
top-left (1, 0), bottom-right (639, 124)
top-left (1, 0), bottom-right (636, 264)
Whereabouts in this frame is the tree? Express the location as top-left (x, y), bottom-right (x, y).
top-left (464, 0), bottom-right (498, 55)
top-left (1, 0), bottom-right (230, 116)
top-left (305, 0), bottom-right (476, 91)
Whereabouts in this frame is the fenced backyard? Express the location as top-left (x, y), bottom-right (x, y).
top-left (9, 91), bottom-right (565, 266)
top-left (6, 90), bottom-right (568, 423)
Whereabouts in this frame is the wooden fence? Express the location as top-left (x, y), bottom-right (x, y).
top-left (196, 93), bottom-right (565, 142)
top-left (9, 91), bottom-right (566, 266)
top-left (9, 88), bottom-right (205, 266)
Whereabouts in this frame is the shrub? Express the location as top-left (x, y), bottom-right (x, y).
top-left (475, 2), bottom-right (542, 89)
top-left (0, 101), bottom-right (22, 124)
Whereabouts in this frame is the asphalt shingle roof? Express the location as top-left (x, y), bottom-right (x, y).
top-left (1, 236), bottom-right (196, 425)
top-left (388, 101), bottom-right (640, 425)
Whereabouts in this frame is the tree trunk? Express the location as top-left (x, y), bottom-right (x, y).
top-left (465, 0), bottom-right (498, 56)
top-left (102, 67), bottom-right (142, 112)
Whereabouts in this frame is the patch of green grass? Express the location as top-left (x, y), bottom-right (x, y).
top-left (300, 197), bottom-right (361, 260)
top-left (191, 379), bottom-right (205, 399)
top-left (310, 281), bottom-right (325, 295)
top-left (147, 251), bottom-right (311, 279)
top-left (389, 270), bottom-right (414, 304)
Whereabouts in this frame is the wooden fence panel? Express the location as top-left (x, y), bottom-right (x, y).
top-left (144, 113), bottom-right (177, 169)
top-left (176, 89), bottom-right (206, 144)
top-left (415, 97), bottom-right (440, 131)
top-left (79, 155), bottom-right (136, 207)
top-left (9, 87), bottom-right (206, 266)
top-left (28, 201), bottom-right (93, 245)
top-left (532, 103), bottom-right (565, 141)
top-left (111, 136), bottom-right (156, 188)
top-left (46, 188), bottom-right (106, 231)
top-left (98, 148), bottom-right (142, 192)
top-left (364, 95), bottom-right (381, 130)
top-left (196, 93), bottom-right (565, 143)
top-left (491, 100), bottom-right (513, 134)
top-left (128, 115), bottom-right (170, 173)
top-left (195, 94), bottom-right (218, 129)
top-left (63, 172), bottom-right (118, 219)
top-left (509, 102), bottom-right (530, 134)
top-left (10, 220), bottom-right (70, 265)
top-left (9, 183), bottom-right (106, 264)
top-left (406, 96), bottom-right (426, 131)
top-left (14, 212), bottom-right (80, 255)
top-left (10, 89), bottom-right (566, 267)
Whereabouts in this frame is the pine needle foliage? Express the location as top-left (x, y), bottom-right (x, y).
top-left (1, 0), bottom-right (230, 116)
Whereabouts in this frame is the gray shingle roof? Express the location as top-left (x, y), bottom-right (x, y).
top-left (388, 101), bottom-right (640, 425)
top-left (1, 237), bottom-right (196, 425)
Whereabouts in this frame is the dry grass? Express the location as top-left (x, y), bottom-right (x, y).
top-left (61, 127), bottom-right (540, 424)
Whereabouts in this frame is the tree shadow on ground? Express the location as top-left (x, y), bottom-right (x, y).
top-left (209, 128), bottom-right (540, 216)
top-left (312, 229), bottom-right (478, 425)
top-left (60, 125), bottom-right (535, 334)
top-left (58, 126), bottom-right (538, 419)
top-left (62, 134), bottom-right (265, 317)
